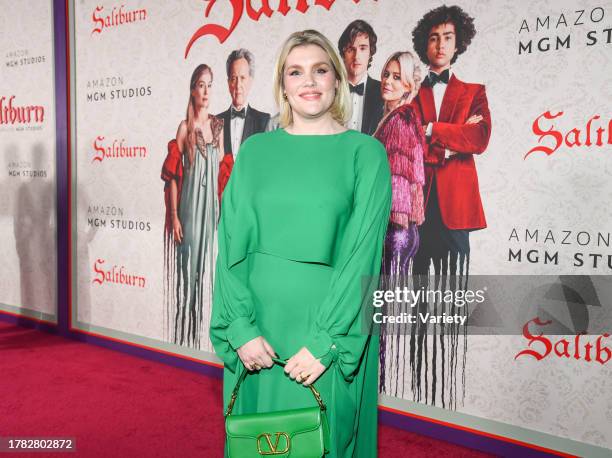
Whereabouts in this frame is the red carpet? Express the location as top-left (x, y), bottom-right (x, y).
top-left (0, 320), bottom-right (494, 457)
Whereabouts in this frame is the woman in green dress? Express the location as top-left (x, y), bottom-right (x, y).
top-left (210, 30), bottom-right (391, 457)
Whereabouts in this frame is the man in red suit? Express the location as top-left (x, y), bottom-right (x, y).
top-left (411, 5), bottom-right (492, 275)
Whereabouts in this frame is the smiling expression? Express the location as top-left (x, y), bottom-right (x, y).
top-left (283, 44), bottom-right (339, 122)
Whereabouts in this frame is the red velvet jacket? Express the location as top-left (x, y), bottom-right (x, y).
top-left (413, 74), bottom-right (491, 230)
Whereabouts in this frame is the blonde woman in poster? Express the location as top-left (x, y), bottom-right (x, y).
top-left (372, 52), bottom-right (426, 393)
top-left (375, 51), bottom-right (426, 274)
top-left (210, 29), bottom-right (391, 457)
top-left (161, 63), bottom-right (224, 348)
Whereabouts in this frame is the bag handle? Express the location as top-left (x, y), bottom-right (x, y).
top-left (225, 357), bottom-right (326, 416)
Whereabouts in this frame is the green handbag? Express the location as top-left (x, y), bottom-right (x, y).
top-left (225, 357), bottom-right (330, 457)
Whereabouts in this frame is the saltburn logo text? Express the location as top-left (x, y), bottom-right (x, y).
top-left (92, 4), bottom-right (147, 35)
top-left (0, 96), bottom-right (44, 124)
top-left (185, 0), bottom-right (368, 57)
top-left (92, 259), bottom-right (146, 288)
top-left (525, 111), bottom-right (611, 158)
top-left (92, 136), bottom-right (147, 163)
top-left (515, 317), bottom-right (610, 364)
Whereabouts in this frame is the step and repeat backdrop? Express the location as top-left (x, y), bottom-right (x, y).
top-left (69, 0), bottom-right (611, 455)
top-left (0, 0), bottom-right (57, 323)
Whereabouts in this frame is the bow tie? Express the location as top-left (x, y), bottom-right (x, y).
top-left (349, 83), bottom-right (365, 96)
top-left (231, 107), bottom-right (246, 119)
top-left (425, 69), bottom-right (450, 87)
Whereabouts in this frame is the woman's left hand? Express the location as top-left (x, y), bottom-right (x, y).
top-left (285, 347), bottom-right (326, 386)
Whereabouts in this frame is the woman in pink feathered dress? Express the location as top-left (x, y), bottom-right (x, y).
top-left (373, 51), bottom-right (426, 392)
top-left (374, 51), bottom-right (425, 275)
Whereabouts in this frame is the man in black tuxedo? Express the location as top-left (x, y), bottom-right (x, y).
top-left (338, 20), bottom-right (384, 135)
top-left (217, 49), bottom-right (270, 159)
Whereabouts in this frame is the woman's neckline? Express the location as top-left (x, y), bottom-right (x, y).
top-left (280, 127), bottom-right (352, 137)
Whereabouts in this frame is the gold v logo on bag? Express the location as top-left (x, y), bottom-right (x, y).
top-left (256, 432), bottom-right (290, 455)
top-left (226, 358), bottom-right (329, 457)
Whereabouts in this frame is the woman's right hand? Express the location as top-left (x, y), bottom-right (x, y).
top-left (237, 336), bottom-right (276, 371)
top-left (172, 215), bottom-right (183, 244)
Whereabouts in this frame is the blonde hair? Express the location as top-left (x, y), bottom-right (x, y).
top-left (185, 64), bottom-right (213, 168)
top-left (272, 29), bottom-right (351, 128)
top-left (381, 51), bottom-right (422, 111)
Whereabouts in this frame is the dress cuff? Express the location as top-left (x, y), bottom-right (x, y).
top-left (305, 331), bottom-right (339, 368)
top-left (226, 316), bottom-right (261, 350)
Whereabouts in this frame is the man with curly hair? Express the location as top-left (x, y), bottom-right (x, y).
top-left (411, 5), bottom-right (492, 276)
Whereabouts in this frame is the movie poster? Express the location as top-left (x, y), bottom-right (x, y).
top-left (70, 1), bottom-right (611, 454)
top-left (0, 0), bottom-right (57, 322)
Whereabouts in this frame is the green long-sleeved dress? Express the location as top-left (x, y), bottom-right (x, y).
top-left (210, 128), bottom-right (391, 457)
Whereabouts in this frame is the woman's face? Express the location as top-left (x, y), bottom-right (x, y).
top-left (282, 44), bottom-right (339, 122)
top-left (191, 71), bottom-right (212, 109)
top-left (381, 60), bottom-right (410, 103)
